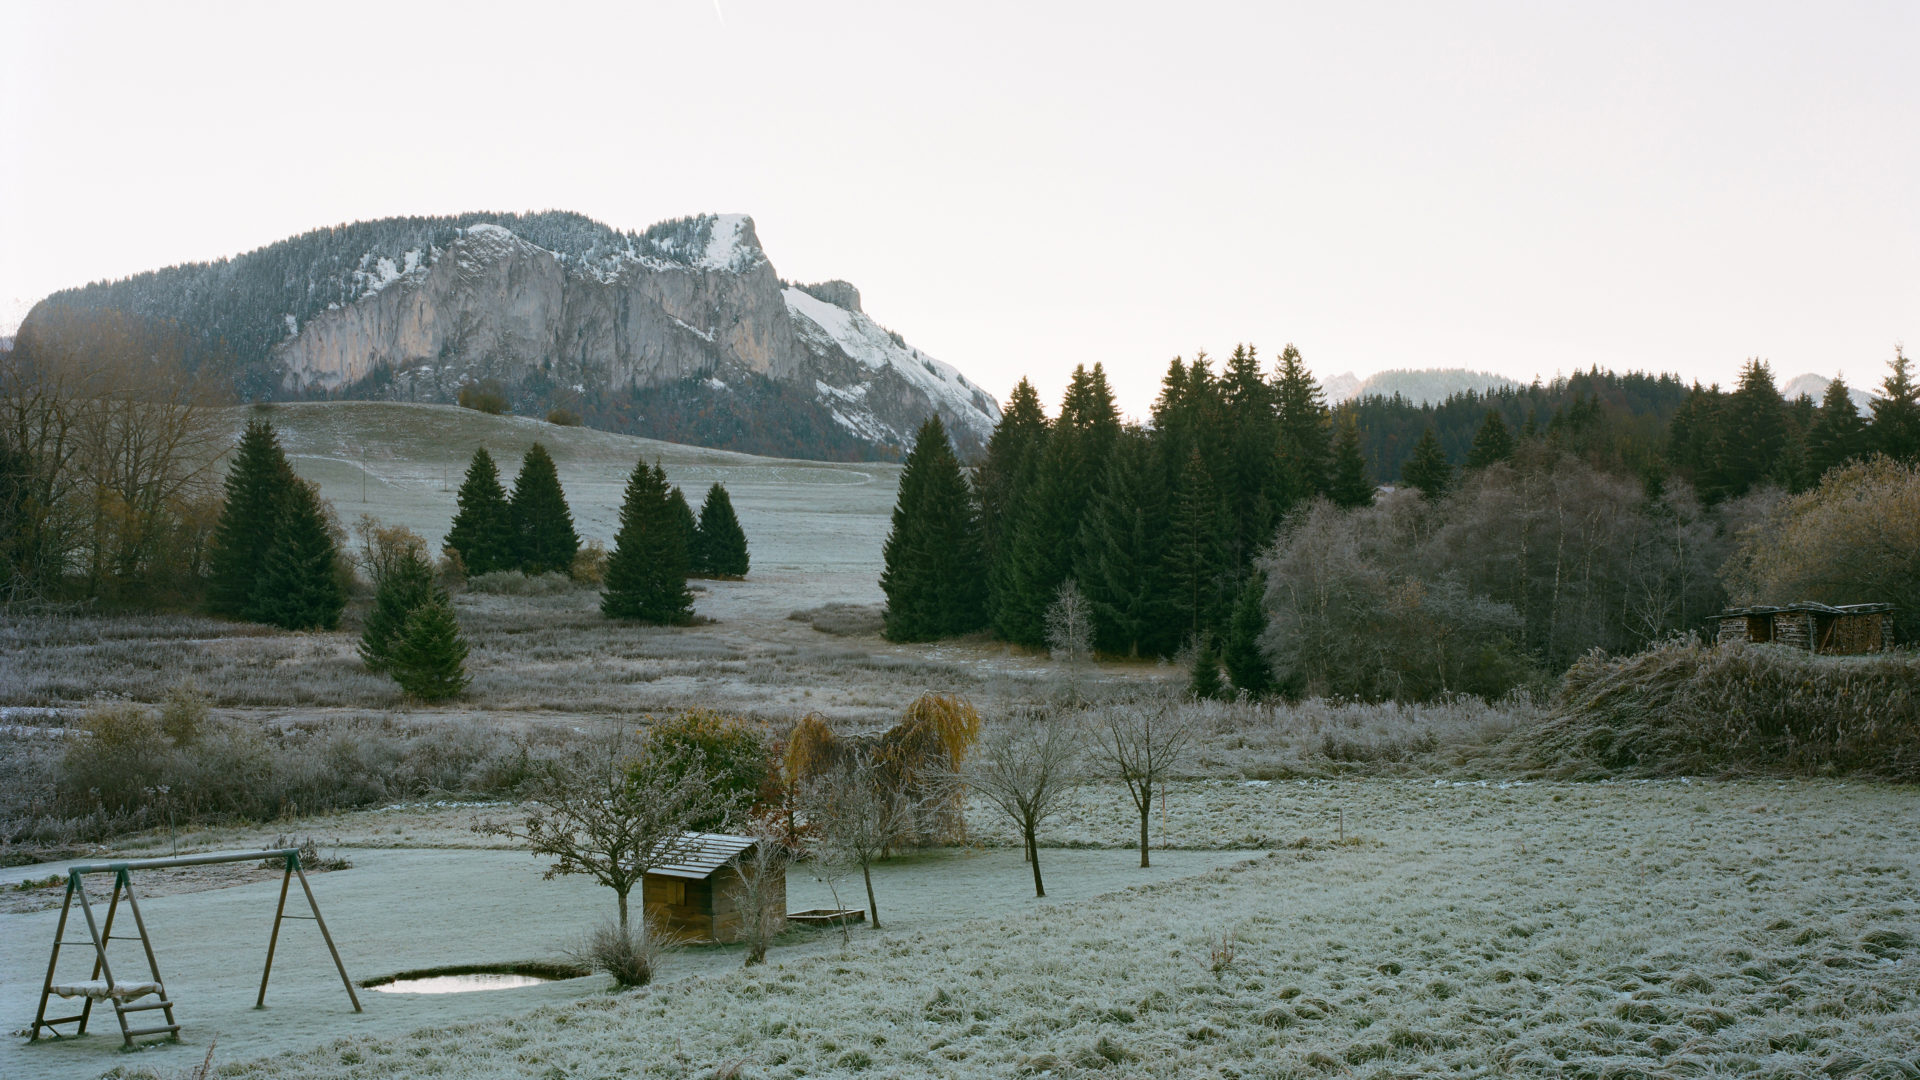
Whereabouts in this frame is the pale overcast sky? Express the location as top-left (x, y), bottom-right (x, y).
top-left (2, 1), bottom-right (1914, 416)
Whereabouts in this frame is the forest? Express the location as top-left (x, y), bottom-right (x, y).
top-left (881, 344), bottom-right (1920, 700)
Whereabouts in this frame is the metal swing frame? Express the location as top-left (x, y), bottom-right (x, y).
top-left (29, 848), bottom-right (361, 1048)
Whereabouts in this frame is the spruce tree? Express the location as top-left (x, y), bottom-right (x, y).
top-left (1467, 409), bottom-right (1515, 468)
top-left (1870, 347), bottom-right (1920, 463)
top-left (1223, 572), bottom-right (1273, 698)
top-left (509, 443), bottom-right (579, 575)
top-left (359, 547), bottom-right (437, 671)
top-left (1073, 428), bottom-right (1172, 657)
top-left (206, 419), bottom-right (295, 616)
top-left (979, 379), bottom-right (1050, 627)
top-left (601, 461), bottom-right (694, 624)
top-left (1273, 344), bottom-right (1331, 511)
top-left (1329, 414), bottom-right (1374, 509)
top-left (444, 447), bottom-right (515, 576)
top-left (1402, 427), bottom-right (1452, 501)
top-left (1162, 447), bottom-right (1229, 646)
top-left (1188, 636), bottom-right (1225, 701)
top-left (1710, 360), bottom-right (1789, 497)
top-left (692, 483), bottom-right (749, 578)
top-left (668, 485), bottom-right (697, 573)
top-left (250, 480), bottom-right (346, 631)
top-left (1221, 344), bottom-right (1278, 566)
top-left (880, 416), bottom-right (988, 641)
top-left (388, 589), bottom-right (470, 701)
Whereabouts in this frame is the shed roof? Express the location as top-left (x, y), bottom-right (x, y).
top-left (1717, 602), bottom-right (1893, 618)
top-left (647, 832), bottom-right (757, 881)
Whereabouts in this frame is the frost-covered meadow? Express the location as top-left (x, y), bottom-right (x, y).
top-left (5, 778), bottom-right (1910, 1079)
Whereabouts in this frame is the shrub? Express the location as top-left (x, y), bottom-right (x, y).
top-left (388, 591), bottom-right (471, 701)
top-left (457, 380), bottom-right (509, 415)
top-left (571, 539), bottom-right (608, 586)
top-left (570, 918), bottom-right (680, 987)
top-left (465, 570), bottom-right (577, 596)
top-left (1518, 637), bottom-right (1920, 780)
top-left (644, 710), bottom-right (773, 828)
top-left (546, 407), bottom-right (582, 426)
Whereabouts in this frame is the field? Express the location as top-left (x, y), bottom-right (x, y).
top-left (3, 403), bottom-right (1917, 1079)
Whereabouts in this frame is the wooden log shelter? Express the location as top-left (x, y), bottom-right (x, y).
top-left (29, 848), bottom-right (359, 1048)
top-left (1713, 602), bottom-right (1895, 654)
top-left (643, 832), bottom-right (786, 943)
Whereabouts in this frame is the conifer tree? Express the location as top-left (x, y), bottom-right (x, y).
top-left (1073, 428), bottom-right (1172, 656)
top-left (508, 443), bottom-right (579, 575)
top-left (1870, 346), bottom-right (1920, 463)
top-left (1188, 636), bottom-right (1225, 701)
top-left (1000, 365), bottom-right (1121, 646)
top-left (1709, 360), bottom-right (1789, 498)
top-left (1328, 414), bottom-right (1374, 509)
top-left (1162, 447), bottom-right (1229, 645)
top-left (206, 419), bottom-right (295, 616)
top-left (692, 483), bottom-right (749, 578)
top-left (444, 447), bottom-right (515, 576)
top-left (880, 416), bottom-right (988, 641)
top-left (388, 589), bottom-right (470, 701)
top-left (978, 379), bottom-right (1050, 625)
top-left (668, 485), bottom-right (697, 569)
top-left (359, 546), bottom-right (436, 672)
top-left (1467, 409), bottom-right (1515, 468)
top-left (1273, 343), bottom-right (1331, 511)
top-left (1402, 427), bottom-right (1452, 501)
top-left (250, 479), bottom-right (346, 631)
top-left (1222, 572), bottom-right (1273, 698)
top-left (601, 460), bottom-right (694, 624)
top-left (1221, 344), bottom-right (1278, 565)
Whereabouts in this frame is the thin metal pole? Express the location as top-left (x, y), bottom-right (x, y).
top-left (255, 861), bottom-right (293, 1009)
top-left (295, 862), bottom-right (361, 1012)
top-left (29, 876), bottom-right (78, 1041)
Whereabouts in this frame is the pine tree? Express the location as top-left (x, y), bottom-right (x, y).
top-left (880, 416), bottom-right (988, 641)
top-left (1401, 427), bottom-right (1452, 501)
top-left (601, 460), bottom-right (694, 624)
top-left (1709, 360), bottom-right (1789, 497)
top-left (692, 483), bottom-right (749, 578)
top-left (250, 479), bottom-right (346, 631)
top-left (1328, 413), bottom-right (1374, 509)
top-left (1162, 447), bottom-right (1229, 646)
top-left (206, 419), bottom-right (295, 616)
top-left (508, 443), bottom-right (579, 575)
top-left (1188, 636), bottom-right (1225, 701)
top-left (1870, 346), bottom-right (1920, 463)
top-left (444, 447), bottom-right (515, 576)
top-left (1222, 572), bottom-right (1273, 698)
top-left (1073, 428), bottom-right (1172, 656)
top-left (1273, 343), bottom-right (1331, 511)
top-left (1221, 344), bottom-right (1278, 566)
top-left (388, 589), bottom-right (470, 701)
top-left (1467, 409), bottom-right (1515, 468)
top-left (359, 547), bottom-right (436, 671)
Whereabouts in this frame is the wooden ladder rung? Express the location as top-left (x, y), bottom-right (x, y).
top-left (117, 1000), bottom-right (175, 1013)
top-left (37, 1013), bottom-right (86, 1026)
top-left (123, 1024), bottom-right (181, 1038)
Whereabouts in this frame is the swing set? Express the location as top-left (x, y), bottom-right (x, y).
top-left (29, 848), bottom-right (361, 1048)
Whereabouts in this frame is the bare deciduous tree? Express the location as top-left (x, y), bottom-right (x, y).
top-left (1091, 697), bottom-right (1191, 868)
top-left (477, 726), bottom-right (738, 932)
top-left (724, 824), bottom-right (792, 966)
top-left (802, 748), bottom-right (933, 929)
top-left (961, 707), bottom-right (1083, 897)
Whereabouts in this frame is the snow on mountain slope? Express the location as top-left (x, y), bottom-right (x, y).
top-left (783, 286), bottom-right (999, 446)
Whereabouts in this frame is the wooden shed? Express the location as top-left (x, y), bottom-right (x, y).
top-left (641, 833), bottom-right (785, 944)
top-left (1713, 602), bottom-right (1894, 654)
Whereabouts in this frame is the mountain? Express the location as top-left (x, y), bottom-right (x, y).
top-left (17, 211), bottom-right (1000, 461)
top-left (1322, 368), bottom-right (1523, 407)
top-left (1781, 373), bottom-right (1877, 413)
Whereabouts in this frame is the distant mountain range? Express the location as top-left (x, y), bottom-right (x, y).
top-left (1323, 367), bottom-right (1880, 410)
top-left (18, 212), bottom-right (1000, 461)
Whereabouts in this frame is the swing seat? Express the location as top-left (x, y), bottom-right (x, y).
top-left (49, 980), bottom-right (161, 1003)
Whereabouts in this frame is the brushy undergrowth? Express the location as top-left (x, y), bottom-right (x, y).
top-left (1515, 638), bottom-right (1920, 780)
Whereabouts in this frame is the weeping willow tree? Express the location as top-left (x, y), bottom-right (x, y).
top-left (785, 693), bottom-right (981, 847)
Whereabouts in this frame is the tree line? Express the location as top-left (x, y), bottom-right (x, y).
top-left (881, 345), bottom-right (1920, 699)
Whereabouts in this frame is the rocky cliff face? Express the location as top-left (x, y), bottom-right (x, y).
top-left (25, 212), bottom-right (999, 458)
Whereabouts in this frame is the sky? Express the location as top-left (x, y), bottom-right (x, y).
top-left (2, 1), bottom-right (1915, 418)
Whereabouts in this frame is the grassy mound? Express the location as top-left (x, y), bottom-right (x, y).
top-left (1517, 638), bottom-right (1920, 780)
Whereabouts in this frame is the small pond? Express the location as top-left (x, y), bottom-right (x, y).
top-left (364, 964), bottom-right (586, 994)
